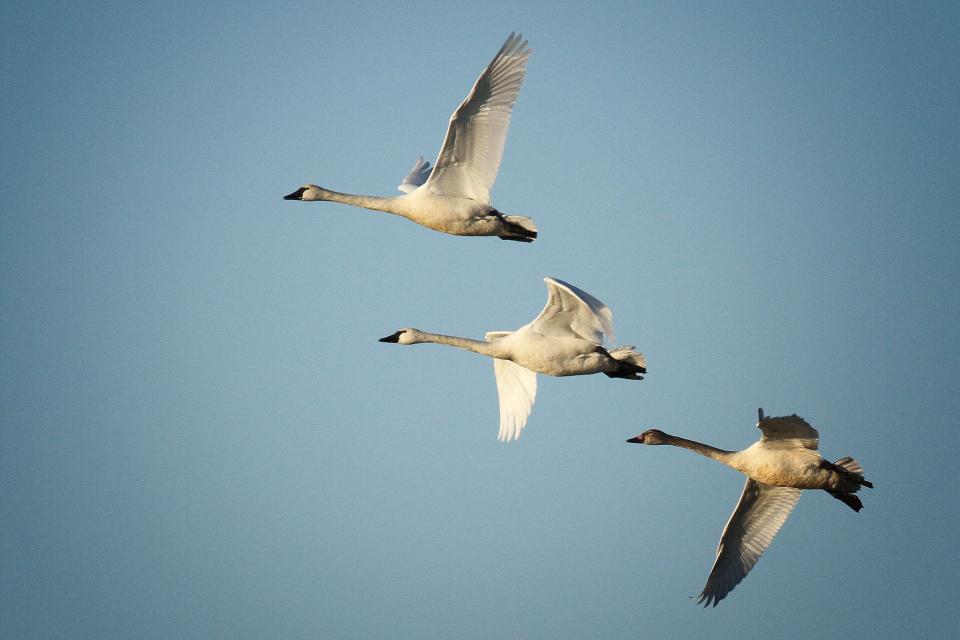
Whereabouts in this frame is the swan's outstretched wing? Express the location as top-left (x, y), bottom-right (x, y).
top-left (757, 411), bottom-right (819, 450)
top-left (397, 156), bottom-right (433, 194)
top-left (423, 33), bottom-right (531, 202)
top-left (486, 331), bottom-right (537, 442)
top-left (528, 277), bottom-right (615, 345)
top-left (698, 480), bottom-right (801, 607)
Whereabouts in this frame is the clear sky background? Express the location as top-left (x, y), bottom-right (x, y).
top-left (2, 1), bottom-right (958, 638)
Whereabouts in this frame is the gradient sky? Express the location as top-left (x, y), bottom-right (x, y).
top-left (2, 1), bottom-right (959, 638)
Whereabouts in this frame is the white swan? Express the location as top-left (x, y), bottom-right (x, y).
top-left (627, 409), bottom-right (872, 606)
top-left (380, 277), bottom-right (646, 441)
top-left (283, 33), bottom-right (537, 242)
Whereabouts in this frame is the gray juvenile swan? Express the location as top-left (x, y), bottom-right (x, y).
top-left (283, 34), bottom-right (537, 242)
top-left (380, 277), bottom-right (646, 441)
top-left (627, 408), bottom-right (872, 606)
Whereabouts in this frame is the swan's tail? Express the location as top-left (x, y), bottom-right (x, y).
top-left (603, 346), bottom-right (646, 380)
top-left (826, 456), bottom-right (872, 512)
top-left (497, 215), bottom-right (538, 243)
top-left (834, 456), bottom-right (873, 488)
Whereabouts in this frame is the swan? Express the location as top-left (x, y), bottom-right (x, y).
top-left (380, 277), bottom-right (646, 441)
top-left (627, 408), bottom-right (872, 606)
top-left (283, 33), bottom-right (537, 242)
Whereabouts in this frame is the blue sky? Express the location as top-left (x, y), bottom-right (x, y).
top-left (2, 1), bottom-right (959, 638)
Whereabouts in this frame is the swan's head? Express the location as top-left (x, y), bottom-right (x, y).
top-left (378, 328), bottom-right (422, 345)
top-left (626, 429), bottom-right (668, 445)
top-left (283, 184), bottom-right (329, 201)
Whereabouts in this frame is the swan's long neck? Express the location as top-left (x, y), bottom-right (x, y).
top-left (415, 332), bottom-right (503, 358)
top-left (661, 433), bottom-right (735, 465)
top-left (318, 189), bottom-right (402, 215)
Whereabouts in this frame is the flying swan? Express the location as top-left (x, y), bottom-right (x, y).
top-left (380, 277), bottom-right (646, 441)
top-left (627, 409), bottom-right (872, 606)
top-left (283, 33), bottom-right (537, 242)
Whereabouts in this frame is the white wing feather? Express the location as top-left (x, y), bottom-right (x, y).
top-left (758, 413), bottom-right (820, 450)
top-left (397, 156), bottom-right (433, 194)
top-left (486, 331), bottom-right (536, 442)
top-left (698, 480), bottom-right (802, 607)
top-left (423, 33), bottom-right (531, 202)
top-left (528, 277), bottom-right (615, 346)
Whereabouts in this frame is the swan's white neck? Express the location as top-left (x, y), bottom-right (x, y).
top-left (660, 433), bottom-right (735, 465)
top-left (315, 188), bottom-right (402, 215)
top-left (414, 332), bottom-right (505, 358)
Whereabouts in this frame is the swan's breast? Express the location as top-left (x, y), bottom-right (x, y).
top-left (731, 446), bottom-right (825, 488)
top-left (393, 192), bottom-right (498, 235)
top-left (507, 334), bottom-right (606, 377)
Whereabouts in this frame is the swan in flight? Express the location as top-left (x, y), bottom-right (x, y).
top-left (283, 33), bottom-right (537, 242)
top-left (627, 409), bottom-right (872, 606)
top-left (380, 277), bottom-right (646, 441)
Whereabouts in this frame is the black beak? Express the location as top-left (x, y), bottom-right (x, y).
top-left (379, 331), bottom-right (403, 343)
top-left (283, 187), bottom-right (307, 200)
top-left (626, 435), bottom-right (644, 444)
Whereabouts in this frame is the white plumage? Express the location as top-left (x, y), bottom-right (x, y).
top-left (284, 34), bottom-right (537, 242)
top-left (380, 278), bottom-right (646, 441)
top-left (628, 409), bottom-right (872, 606)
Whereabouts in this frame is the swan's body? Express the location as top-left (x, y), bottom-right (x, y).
top-left (628, 409), bottom-right (872, 607)
top-left (380, 277), bottom-right (646, 441)
top-left (283, 34), bottom-right (537, 242)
